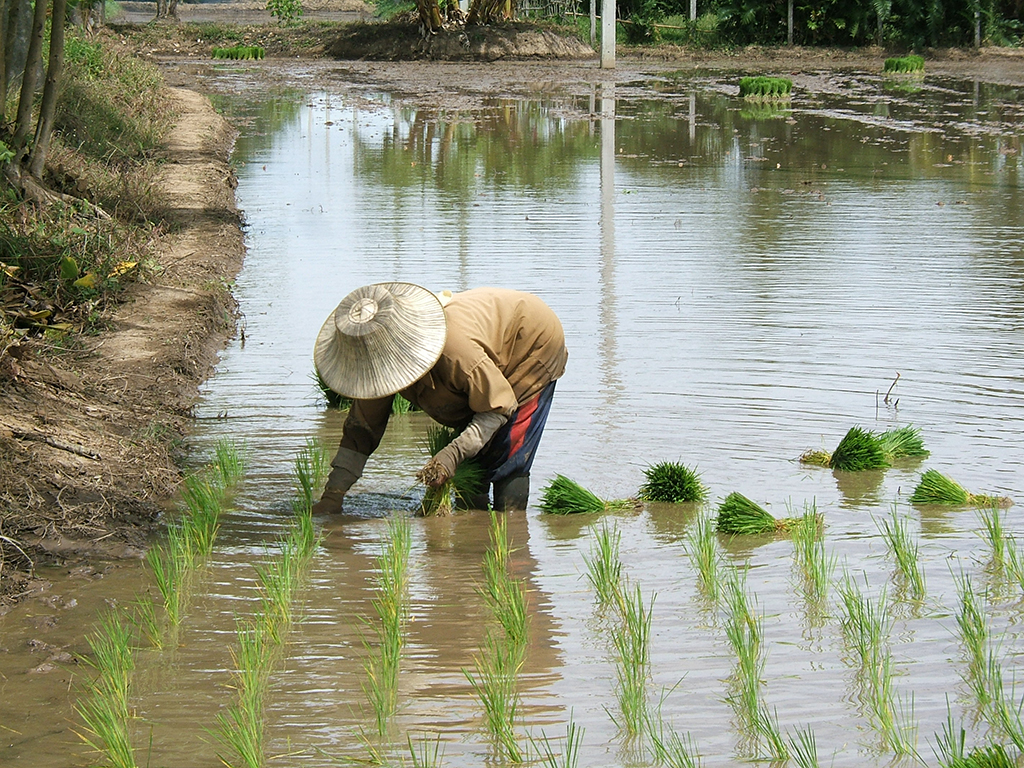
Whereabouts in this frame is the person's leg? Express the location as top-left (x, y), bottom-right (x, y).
top-left (493, 473), bottom-right (530, 511)
top-left (456, 489), bottom-right (492, 510)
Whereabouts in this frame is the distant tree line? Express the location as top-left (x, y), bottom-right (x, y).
top-left (608, 0), bottom-right (1022, 47)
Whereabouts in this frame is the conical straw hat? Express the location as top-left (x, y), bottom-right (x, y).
top-left (314, 282), bottom-right (447, 400)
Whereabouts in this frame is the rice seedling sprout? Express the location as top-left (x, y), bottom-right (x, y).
top-left (790, 503), bottom-right (833, 605)
top-left (685, 513), bottom-right (723, 602)
top-left (609, 581), bottom-right (655, 737)
top-left (584, 521), bottom-right (623, 606)
top-left (977, 506), bottom-right (1010, 573)
top-left (74, 608), bottom-right (140, 768)
top-left (647, 720), bottom-right (704, 768)
top-left (637, 461), bottom-right (707, 503)
top-left (363, 515), bottom-right (412, 736)
top-left (788, 725), bottom-right (821, 768)
top-left (754, 705), bottom-right (789, 762)
top-left (722, 567), bottom-right (765, 732)
top-left (716, 492), bottom-right (798, 535)
top-left (293, 437), bottom-right (329, 516)
top-left (539, 474), bottom-right (637, 515)
top-left (877, 505), bottom-right (926, 601)
top-left (408, 732), bottom-right (446, 768)
top-left (529, 717), bottom-right (585, 768)
top-left (212, 45), bottom-right (266, 60)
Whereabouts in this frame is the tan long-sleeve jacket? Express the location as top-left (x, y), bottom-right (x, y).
top-left (337, 287), bottom-right (568, 461)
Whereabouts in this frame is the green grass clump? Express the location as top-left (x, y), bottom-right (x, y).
top-left (884, 54), bottom-right (925, 73)
top-left (539, 475), bottom-right (638, 515)
top-left (638, 461), bottom-right (707, 503)
top-left (738, 76), bottom-right (793, 100)
top-left (829, 426), bottom-right (889, 471)
top-left (716, 492), bottom-right (798, 535)
top-left (910, 469), bottom-right (1011, 507)
top-left (420, 425), bottom-right (486, 516)
top-left (212, 45), bottom-right (266, 60)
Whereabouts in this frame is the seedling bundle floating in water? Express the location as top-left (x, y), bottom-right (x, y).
top-left (212, 45), bottom-right (265, 60)
top-left (801, 424), bottom-right (928, 471)
top-left (909, 469), bottom-right (1012, 507)
top-left (738, 76), bottom-right (793, 100)
top-left (539, 475), bottom-right (638, 515)
top-left (638, 461), bottom-right (707, 503)
top-left (716, 492), bottom-right (800, 535)
top-left (419, 425), bottom-right (485, 516)
top-left (883, 55), bottom-right (925, 74)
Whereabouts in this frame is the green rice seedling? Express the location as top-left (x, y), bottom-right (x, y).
top-left (466, 512), bottom-right (529, 761)
top-left (738, 75), bottom-right (793, 99)
top-left (836, 573), bottom-right (892, 674)
top-left (583, 521), bottom-right (623, 606)
top-left (637, 461), bottom-right (707, 503)
top-left (465, 633), bottom-right (524, 762)
top-left (884, 54), bottom-right (925, 73)
top-left (977, 506), bottom-right (1010, 573)
top-left (791, 503), bottom-right (834, 605)
top-left (408, 732), bottom-right (446, 768)
top-left (212, 45), bottom-right (266, 60)
top-left (314, 370), bottom-right (349, 409)
top-left (254, 543), bottom-right (298, 644)
top-left (876, 425), bottom-right (929, 461)
top-left (877, 506), bottom-right (926, 601)
top-left (910, 469), bottom-right (1011, 507)
top-left (421, 425), bottom-right (486, 516)
top-left (293, 438), bottom-right (330, 516)
top-left (363, 516), bottom-right (412, 736)
top-left (788, 724), bottom-right (820, 768)
top-left (934, 706), bottom-right (968, 767)
top-left (539, 474), bottom-right (638, 515)
top-left (216, 619), bottom-right (273, 768)
top-left (130, 593), bottom-right (162, 650)
top-left (829, 426), bottom-right (889, 471)
top-left (953, 570), bottom-right (997, 709)
top-left (1006, 542), bottom-right (1024, 595)
top-left (213, 438), bottom-right (246, 487)
top-left (647, 721), bottom-right (703, 768)
top-left (74, 609), bottom-right (139, 768)
top-left (609, 582), bottom-right (654, 737)
top-left (180, 474), bottom-right (222, 558)
top-left (145, 520), bottom-right (195, 627)
top-left (529, 717), bottom-right (585, 768)
top-left (716, 492), bottom-right (798, 535)
top-left (723, 567), bottom-right (764, 732)
top-left (685, 513), bottom-right (723, 602)
top-left (754, 705), bottom-right (789, 762)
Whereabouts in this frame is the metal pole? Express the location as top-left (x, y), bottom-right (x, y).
top-left (600, 0), bottom-right (615, 68)
top-left (689, 0), bottom-right (695, 21)
top-left (590, 0), bottom-right (596, 48)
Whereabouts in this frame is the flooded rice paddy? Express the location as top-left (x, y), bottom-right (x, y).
top-left (3, 63), bottom-right (1024, 767)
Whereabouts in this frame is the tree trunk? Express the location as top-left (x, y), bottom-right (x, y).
top-left (0, 0), bottom-right (8, 124)
top-left (167, 0), bottom-right (178, 18)
top-left (28, 0), bottom-right (63, 179)
top-left (12, 0), bottom-right (47, 164)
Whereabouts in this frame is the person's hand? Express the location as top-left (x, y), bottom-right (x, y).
top-left (417, 457), bottom-right (453, 488)
top-left (311, 488), bottom-right (345, 515)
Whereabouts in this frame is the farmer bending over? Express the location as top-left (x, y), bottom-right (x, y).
top-left (312, 283), bottom-right (567, 513)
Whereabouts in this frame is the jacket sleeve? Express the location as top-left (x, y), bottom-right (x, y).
top-left (326, 396), bottom-right (394, 492)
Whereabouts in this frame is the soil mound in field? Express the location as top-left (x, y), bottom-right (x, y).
top-left (328, 19), bottom-right (595, 61)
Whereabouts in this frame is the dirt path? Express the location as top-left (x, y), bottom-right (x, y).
top-left (0, 89), bottom-right (244, 611)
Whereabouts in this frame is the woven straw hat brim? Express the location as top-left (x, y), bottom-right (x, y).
top-left (314, 282), bottom-right (447, 400)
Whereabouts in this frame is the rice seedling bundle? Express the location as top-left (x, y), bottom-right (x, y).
top-left (314, 371), bottom-right (418, 413)
top-left (716, 492), bottom-right (798, 535)
top-left (876, 425), bottom-right (929, 461)
top-left (420, 425), bottom-right (486, 516)
top-left (828, 426), bottom-right (889, 471)
top-left (638, 461), bottom-right (707, 503)
top-left (738, 76), bottom-right (793, 100)
top-left (212, 45), bottom-right (265, 60)
top-left (910, 469), bottom-right (1011, 507)
top-left (539, 474), bottom-right (638, 515)
top-left (884, 54), bottom-right (925, 73)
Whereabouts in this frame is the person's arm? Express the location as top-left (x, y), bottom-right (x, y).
top-left (417, 410), bottom-right (508, 486)
top-left (314, 396), bottom-right (393, 513)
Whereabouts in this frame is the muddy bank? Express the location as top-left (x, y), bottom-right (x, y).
top-left (0, 89), bottom-right (244, 612)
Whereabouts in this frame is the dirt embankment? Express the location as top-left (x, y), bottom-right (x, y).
top-left (0, 89), bottom-right (244, 612)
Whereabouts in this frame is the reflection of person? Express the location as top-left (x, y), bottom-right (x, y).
top-left (312, 283), bottom-right (567, 513)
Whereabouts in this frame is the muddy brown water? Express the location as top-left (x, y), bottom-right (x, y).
top-left (2, 64), bottom-right (1024, 767)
